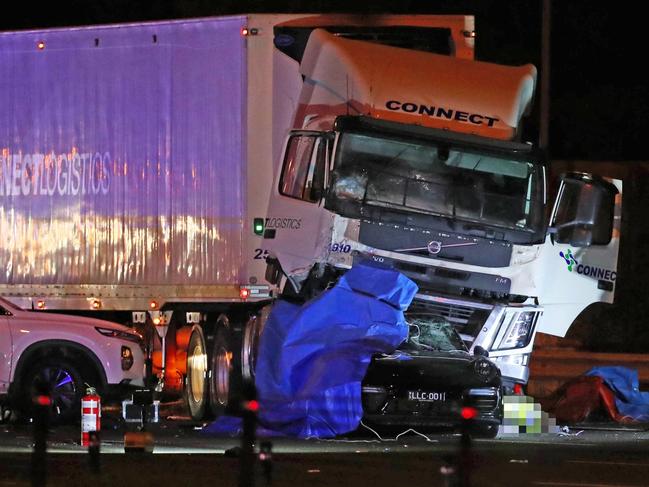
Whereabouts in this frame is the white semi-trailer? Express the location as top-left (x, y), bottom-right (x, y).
top-left (0, 14), bottom-right (477, 419)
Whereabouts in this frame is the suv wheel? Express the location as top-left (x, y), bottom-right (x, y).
top-left (21, 359), bottom-right (84, 424)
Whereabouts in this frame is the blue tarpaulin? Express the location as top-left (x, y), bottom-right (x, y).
top-left (585, 366), bottom-right (649, 421)
top-left (203, 261), bottom-right (418, 438)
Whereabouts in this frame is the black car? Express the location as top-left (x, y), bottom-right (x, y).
top-left (361, 314), bottom-right (503, 438)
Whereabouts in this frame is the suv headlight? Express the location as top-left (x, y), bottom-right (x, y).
top-left (96, 326), bottom-right (143, 344)
top-left (491, 311), bottom-right (538, 351)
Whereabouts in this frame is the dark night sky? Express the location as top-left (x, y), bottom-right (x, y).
top-left (0, 1), bottom-right (644, 161)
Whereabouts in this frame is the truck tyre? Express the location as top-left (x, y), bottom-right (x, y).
top-left (241, 307), bottom-right (269, 382)
top-left (184, 325), bottom-right (209, 421)
top-left (20, 358), bottom-right (84, 424)
top-left (208, 315), bottom-right (242, 417)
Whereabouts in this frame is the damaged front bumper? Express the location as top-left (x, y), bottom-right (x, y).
top-left (362, 385), bottom-right (502, 429)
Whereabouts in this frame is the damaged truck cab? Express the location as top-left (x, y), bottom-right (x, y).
top-left (264, 30), bottom-right (621, 392)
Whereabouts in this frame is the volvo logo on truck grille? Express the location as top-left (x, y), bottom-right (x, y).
top-left (395, 240), bottom-right (478, 255)
top-left (427, 241), bottom-right (442, 254)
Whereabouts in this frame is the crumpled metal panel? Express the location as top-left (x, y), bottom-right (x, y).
top-left (0, 17), bottom-right (246, 286)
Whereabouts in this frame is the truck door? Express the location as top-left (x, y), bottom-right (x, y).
top-left (264, 131), bottom-right (331, 289)
top-left (0, 306), bottom-right (11, 395)
top-left (537, 174), bottom-right (621, 336)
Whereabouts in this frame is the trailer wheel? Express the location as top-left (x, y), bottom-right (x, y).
top-left (208, 315), bottom-right (242, 417)
top-left (184, 325), bottom-right (209, 421)
top-left (241, 307), bottom-right (269, 382)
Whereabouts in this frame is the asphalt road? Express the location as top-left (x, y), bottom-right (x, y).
top-left (2, 410), bottom-right (649, 487)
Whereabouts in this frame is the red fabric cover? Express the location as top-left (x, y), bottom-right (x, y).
top-left (542, 376), bottom-right (634, 424)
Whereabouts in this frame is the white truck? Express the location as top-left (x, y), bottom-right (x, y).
top-left (0, 14), bottom-right (478, 419)
top-left (262, 29), bottom-right (622, 395)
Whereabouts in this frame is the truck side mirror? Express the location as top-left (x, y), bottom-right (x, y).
top-left (549, 173), bottom-right (618, 247)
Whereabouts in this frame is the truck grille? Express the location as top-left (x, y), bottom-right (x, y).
top-left (410, 300), bottom-right (476, 325)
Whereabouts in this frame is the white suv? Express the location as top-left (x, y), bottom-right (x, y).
top-left (0, 296), bottom-right (145, 422)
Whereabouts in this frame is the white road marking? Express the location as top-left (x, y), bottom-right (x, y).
top-left (567, 460), bottom-right (649, 467)
top-left (534, 482), bottom-right (646, 487)
top-left (533, 481), bottom-right (646, 487)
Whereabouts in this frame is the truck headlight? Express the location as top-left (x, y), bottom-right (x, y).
top-left (491, 311), bottom-right (538, 351)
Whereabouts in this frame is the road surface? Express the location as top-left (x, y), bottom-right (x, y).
top-left (2, 408), bottom-right (649, 486)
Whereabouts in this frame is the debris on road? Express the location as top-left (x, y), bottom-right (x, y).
top-left (542, 366), bottom-right (649, 424)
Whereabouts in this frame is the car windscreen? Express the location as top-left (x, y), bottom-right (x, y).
top-left (404, 315), bottom-right (467, 352)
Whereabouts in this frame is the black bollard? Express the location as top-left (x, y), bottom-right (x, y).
top-left (88, 430), bottom-right (101, 474)
top-left (259, 441), bottom-right (273, 486)
top-left (457, 406), bottom-right (477, 487)
top-left (31, 393), bottom-right (50, 487)
top-left (239, 380), bottom-right (258, 487)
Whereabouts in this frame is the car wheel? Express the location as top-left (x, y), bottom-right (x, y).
top-left (22, 359), bottom-right (84, 424)
top-left (184, 325), bottom-right (209, 421)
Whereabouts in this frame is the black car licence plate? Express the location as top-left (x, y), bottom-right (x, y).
top-left (407, 390), bottom-right (447, 402)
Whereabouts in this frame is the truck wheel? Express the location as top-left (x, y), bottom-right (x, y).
top-left (208, 315), bottom-right (242, 417)
top-left (241, 307), bottom-right (269, 382)
top-left (21, 359), bottom-right (84, 424)
top-left (184, 325), bottom-right (209, 421)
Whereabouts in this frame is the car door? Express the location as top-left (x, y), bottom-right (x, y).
top-left (537, 174), bottom-right (621, 336)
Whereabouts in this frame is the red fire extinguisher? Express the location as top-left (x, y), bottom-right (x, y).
top-left (81, 386), bottom-right (101, 447)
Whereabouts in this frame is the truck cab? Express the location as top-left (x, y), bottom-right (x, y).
top-left (263, 30), bottom-right (620, 392)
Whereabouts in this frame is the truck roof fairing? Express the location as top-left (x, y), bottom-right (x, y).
top-left (299, 29), bottom-right (537, 140)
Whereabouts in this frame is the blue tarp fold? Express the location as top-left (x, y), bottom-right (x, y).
top-left (203, 261), bottom-right (417, 438)
top-left (585, 366), bottom-right (649, 421)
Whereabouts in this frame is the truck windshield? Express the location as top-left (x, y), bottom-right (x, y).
top-left (328, 131), bottom-right (543, 233)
